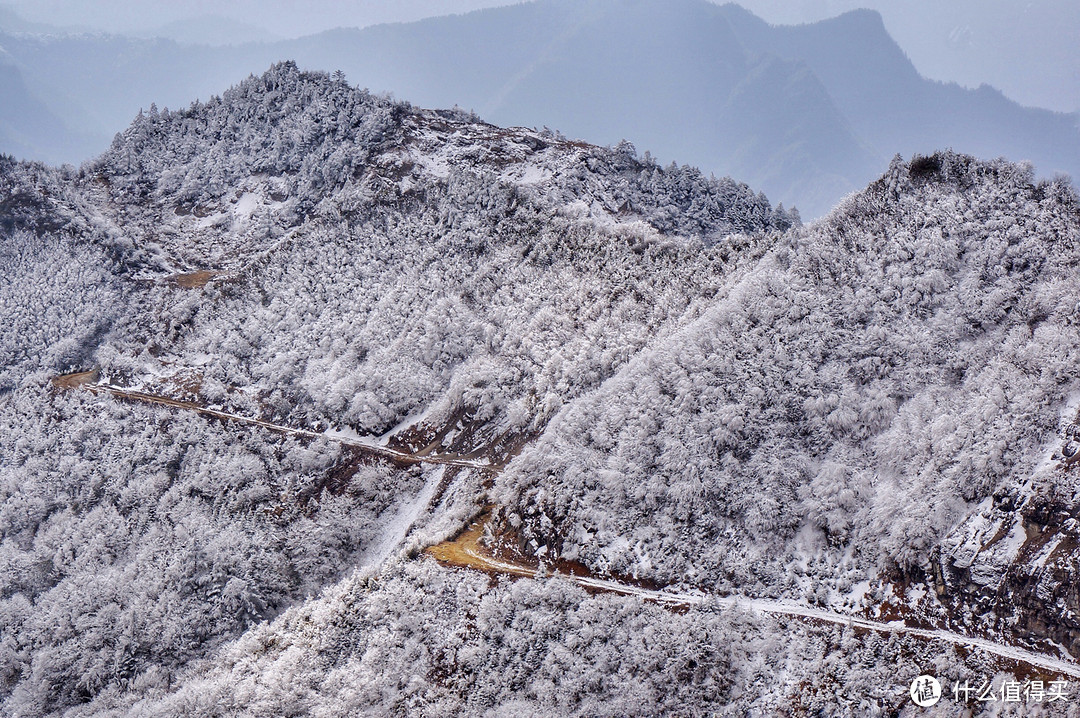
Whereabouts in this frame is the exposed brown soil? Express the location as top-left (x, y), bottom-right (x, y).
top-left (53, 378), bottom-right (495, 474)
top-left (170, 270), bottom-right (219, 288)
top-left (143, 370), bottom-right (206, 402)
top-left (426, 511), bottom-right (535, 580)
top-left (50, 368), bottom-right (100, 389)
top-left (386, 406), bottom-right (538, 471)
top-left (91, 385), bottom-right (436, 465)
top-left (426, 509), bottom-right (663, 594)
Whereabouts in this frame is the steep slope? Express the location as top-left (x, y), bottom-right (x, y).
top-left (277, 0), bottom-right (876, 218)
top-left (261, 0), bottom-right (1031, 212)
top-left (73, 63), bottom-right (793, 447)
top-left (3, 64), bottom-right (1080, 716)
top-left (0, 64), bottom-right (797, 716)
top-left (494, 150), bottom-right (1080, 656)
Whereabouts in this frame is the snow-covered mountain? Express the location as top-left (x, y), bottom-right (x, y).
top-left (2, 63), bottom-right (1080, 716)
top-left (1, 0), bottom-right (1076, 219)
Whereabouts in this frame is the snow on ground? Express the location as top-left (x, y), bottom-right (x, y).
top-left (968, 520), bottom-right (1027, 587)
top-left (378, 402), bottom-right (437, 446)
top-left (233, 192), bottom-right (259, 218)
top-left (357, 465), bottom-right (446, 573)
top-left (500, 162), bottom-right (554, 186)
top-left (322, 424), bottom-right (384, 449)
top-left (450, 538), bottom-right (1080, 679)
top-left (1033, 536), bottom-right (1065, 570)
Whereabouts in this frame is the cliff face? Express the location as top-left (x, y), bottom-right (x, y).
top-left (928, 487), bottom-right (1080, 657)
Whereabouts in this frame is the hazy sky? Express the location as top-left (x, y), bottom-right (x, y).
top-left (4, 0), bottom-right (1077, 112)
top-left (740, 0), bottom-right (1079, 114)
top-left (2, 1), bottom-right (521, 37)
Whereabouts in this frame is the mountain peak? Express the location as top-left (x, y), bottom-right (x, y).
top-left (95, 62), bottom-right (402, 204)
top-left (87, 62), bottom-right (795, 268)
top-left (834, 7), bottom-right (887, 27)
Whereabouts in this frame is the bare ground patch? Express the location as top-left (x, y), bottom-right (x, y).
top-left (50, 368), bottom-right (100, 389)
top-left (169, 270), bottom-right (220, 288)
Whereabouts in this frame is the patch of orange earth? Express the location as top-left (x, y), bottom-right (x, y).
top-left (50, 368), bottom-right (100, 389)
top-left (425, 509), bottom-right (665, 594)
top-left (426, 512), bottom-right (535, 579)
top-left (170, 270), bottom-right (219, 288)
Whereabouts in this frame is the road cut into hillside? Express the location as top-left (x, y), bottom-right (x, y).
top-left (53, 372), bottom-right (1080, 681)
top-left (65, 379), bottom-right (491, 470)
top-left (427, 514), bottom-right (1080, 680)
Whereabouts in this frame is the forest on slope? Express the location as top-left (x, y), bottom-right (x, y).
top-left (497, 153), bottom-right (1080, 600)
top-left (1, 63), bottom-right (1079, 716)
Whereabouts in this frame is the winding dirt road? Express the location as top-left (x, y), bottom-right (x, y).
top-left (428, 516), bottom-right (1080, 680)
top-left (83, 383), bottom-right (490, 470)
top-left (60, 374), bottom-right (1080, 681)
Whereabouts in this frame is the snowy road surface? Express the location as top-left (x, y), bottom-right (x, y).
top-left (428, 518), bottom-right (1080, 679)
top-left (86, 383), bottom-right (491, 469)
top-left (70, 378), bottom-right (1080, 679)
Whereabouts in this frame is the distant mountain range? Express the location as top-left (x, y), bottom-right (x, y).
top-left (1, 0), bottom-right (1077, 217)
top-left (0, 50), bottom-right (97, 165)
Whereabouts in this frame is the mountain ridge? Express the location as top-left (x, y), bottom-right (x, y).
top-left (1, 0), bottom-right (1075, 219)
top-left (2, 63), bottom-right (1080, 715)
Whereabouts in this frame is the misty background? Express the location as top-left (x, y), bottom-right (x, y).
top-left (5, 0), bottom-right (1075, 113)
top-left (0, 0), bottom-right (1076, 218)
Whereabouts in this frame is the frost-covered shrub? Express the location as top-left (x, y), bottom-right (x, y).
top-left (0, 386), bottom-right (428, 715)
top-left (0, 231), bottom-right (122, 389)
top-left (495, 152), bottom-right (1080, 591)
top-left (85, 560), bottom-right (1003, 717)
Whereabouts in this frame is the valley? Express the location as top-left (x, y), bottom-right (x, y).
top-left (3, 62), bottom-right (1080, 715)
top-left (51, 369), bottom-right (1080, 685)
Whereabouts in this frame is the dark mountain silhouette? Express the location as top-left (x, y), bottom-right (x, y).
top-left (277, 0), bottom-right (881, 217)
top-left (721, 6), bottom-right (1079, 186)
top-left (135, 15), bottom-right (279, 46)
